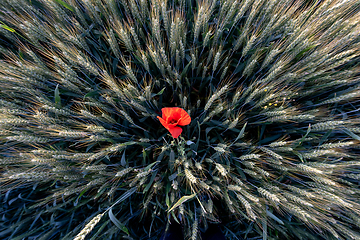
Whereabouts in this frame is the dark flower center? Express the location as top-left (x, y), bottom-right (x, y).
top-left (169, 119), bottom-right (178, 124)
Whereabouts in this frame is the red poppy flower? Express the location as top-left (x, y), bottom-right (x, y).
top-left (157, 107), bottom-right (191, 138)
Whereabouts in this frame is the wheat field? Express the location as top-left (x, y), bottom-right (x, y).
top-left (1, 0), bottom-right (360, 239)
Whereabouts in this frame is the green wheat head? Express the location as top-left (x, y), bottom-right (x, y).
top-left (1, 0), bottom-right (360, 239)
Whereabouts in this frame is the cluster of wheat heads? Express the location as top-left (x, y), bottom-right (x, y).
top-left (0, 0), bottom-right (360, 239)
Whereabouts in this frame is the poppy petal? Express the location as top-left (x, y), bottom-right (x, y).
top-left (168, 126), bottom-right (182, 138)
top-left (174, 108), bottom-right (191, 126)
top-left (157, 116), bottom-right (170, 129)
top-left (161, 108), bottom-right (178, 121)
top-left (178, 111), bottom-right (191, 126)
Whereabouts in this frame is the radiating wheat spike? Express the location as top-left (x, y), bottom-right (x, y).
top-left (223, 0), bottom-right (239, 25)
top-left (144, 191), bottom-right (155, 209)
top-left (7, 134), bottom-right (50, 143)
top-left (227, 116), bottom-right (240, 130)
top-left (258, 146), bottom-right (283, 160)
top-left (74, 213), bottom-right (104, 240)
top-left (83, 0), bottom-right (103, 24)
top-left (239, 154), bottom-right (261, 160)
top-left (301, 149), bottom-right (336, 159)
top-left (258, 187), bottom-right (280, 203)
top-left (31, 157), bottom-right (56, 165)
top-left (106, 28), bottom-right (121, 59)
top-left (58, 130), bottom-right (88, 138)
top-left (297, 164), bottom-right (324, 175)
top-left (254, 167), bottom-right (270, 177)
top-left (283, 192), bottom-right (313, 207)
top-left (312, 176), bottom-right (338, 187)
top-left (242, 35), bottom-right (257, 57)
top-left (83, 164), bottom-right (107, 171)
top-left (285, 203), bottom-right (312, 222)
top-left (129, 26), bottom-right (142, 50)
top-left (77, 55), bottom-right (99, 76)
top-left (8, 171), bottom-right (51, 180)
top-left (53, 153), bottom-right (93, 161)
top-left (193, 5), bottom-right (204, 44)
top-left (320, 90), bottom-right (360, 105)
top-left (191, 217), bottom-right (198, 240)
top-left (243, 168), bottom-right (263, 179)
top-left (212, 48), bottom-right (221, 73)
top-left (236, 193), bottom-right (257, 220)
top-left (0, 157), bottom-right (26, 165)
top-left (228, 185), bottom-right (242, 192)
top-left (215, 163), bottom-right (228, 176)
top-left (286, 185), bottom-right (315, 198)
top-left (344, 173), bottom-right (360, 180)
top-left (317, 189), bottom-right (354, 209)
top-left (190, 52), bottom-right (197, 70)
top-left (129, 0), bottom-right (143, 22)
top-left (202, 104), bottom-right (224, 122)
top-left (242, 161), bottom-right (256, 169)
top-left (335, 223), bottom-right (360, 240)
top-left (185, 168), bottom-right (197, 184)
top-left (320, 141), bottom-right (356, 149)
top-left (269, 141), bottom-right (289, 148)
top-left (114, 20), bottom-right (134, 51)
top-left (150, 9), bottom-right (162, 43)
top-left (204, 84), bottom-right (229, 111)
top-left (243, 57), bottom-right (258, 77)
top-left (198, 181), bottom-right (209, 190)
